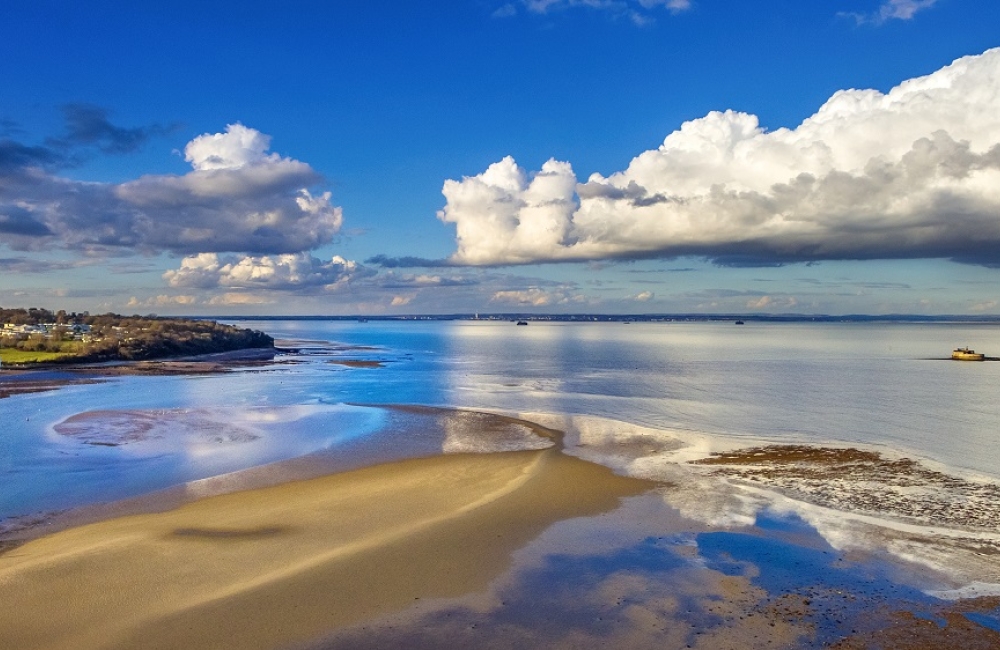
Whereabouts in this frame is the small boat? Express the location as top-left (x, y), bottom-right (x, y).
top-left (516, 320), bottom-right (528, 326)
top-left (735, 320), bottom-right (745, 325)
top-left (952, 347), bottom-right (985, 361)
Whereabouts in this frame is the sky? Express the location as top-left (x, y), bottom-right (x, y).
top-left (2, 0), bottom-right (1000, 316)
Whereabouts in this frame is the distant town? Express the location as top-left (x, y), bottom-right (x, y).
top-left (0, 307), bottom-right (273, 366)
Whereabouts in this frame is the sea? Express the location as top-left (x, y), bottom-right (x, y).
top-left (3, 319), bottom-right (1000, 526)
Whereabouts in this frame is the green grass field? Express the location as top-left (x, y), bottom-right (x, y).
top-left (0, 348), bottom-right (76, 364)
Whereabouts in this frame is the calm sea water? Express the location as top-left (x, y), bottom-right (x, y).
top-left (3, 320), bottom-right (1000, 520)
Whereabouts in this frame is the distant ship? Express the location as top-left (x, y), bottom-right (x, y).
top-left (952, 347), bottom-right (985, 361)
top-left (516, 320), bottom-right (528, 326)
top-left (735, 320), bottom-right (745, 325)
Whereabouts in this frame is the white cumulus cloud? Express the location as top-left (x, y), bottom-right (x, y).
top-left (746, 295), bottom-right (798, 310)
top-left (439, 157), bottom-right (578, 265)
top-left (126, 294), bottom-right (198, 308)
top-left (207, 293), bottom-right (274, 306)
top-left (184, 123), bottom-right (279, 171)
top-left (439, 48), bottom-right (1000, 268)
top-left (969, 300), bottom-right (998, 313)
top-left (1, 124), bottom-right (342, 255)
top-left (164, 252), bottom-right (364, 291)
top-left (491, 286), bottom-right (586, 306)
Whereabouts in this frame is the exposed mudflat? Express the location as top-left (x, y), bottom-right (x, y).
top-left (685, 444), bottom-right (1000, 597)
top-left (693, 445), bottom-right (1000, 535)
top-left (327, 359), bottom-right (385, 368)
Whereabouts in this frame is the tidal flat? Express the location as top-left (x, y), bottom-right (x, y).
top-left (3, 320), bottom-right (1000, 648)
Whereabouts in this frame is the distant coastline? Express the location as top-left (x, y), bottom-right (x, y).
top-left (0, 307), bottom-right (273, 369)
top-left (213, 312), bottom-right (1000, 324)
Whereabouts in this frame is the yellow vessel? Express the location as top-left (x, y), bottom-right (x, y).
top-left (951, 347), bottom-right (985, 361)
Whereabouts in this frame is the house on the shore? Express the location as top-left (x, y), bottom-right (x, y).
top-left (1, 324), bottom-right (46, 341)
top-left (1, 322), bottom-right (93, 342)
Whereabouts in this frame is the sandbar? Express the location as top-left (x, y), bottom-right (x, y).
top-left (327, 359), bottom-right (385, 368)
top-left (0, 447), bottom-right (652, 650)
top-left (4, 409), bottom-right (1000, 649)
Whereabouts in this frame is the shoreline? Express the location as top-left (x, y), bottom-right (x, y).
top-left (0, 346), bottom-right (281, 398)
top-left (0, 405), bottom-right (562, 549)
top-left (8, 404), bottom-right (1000, 568)
top-left (2, 406), bottom-right (1000, 648)
top-left (0, 446), bottom-right (654, 650)
top-left (0, 339), bottom-right (386, 398)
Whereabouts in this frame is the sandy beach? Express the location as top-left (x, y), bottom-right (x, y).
top-left (3, 405), bottom-right (1000, 649)
top-left (0, 445), bottom-right (652, 650)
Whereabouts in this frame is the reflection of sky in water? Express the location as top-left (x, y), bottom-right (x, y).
top-left (317, 495), bottom-right (984, 650)
top-left (426, 321), bottom-right (1000, 478)
top-left (5, 320), bottom-right (1000, 520)
top-left (3, 399), bottom-right (385, 518)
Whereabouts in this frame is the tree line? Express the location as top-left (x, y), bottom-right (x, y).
top-left (1, 307), bottom-right (273, 362)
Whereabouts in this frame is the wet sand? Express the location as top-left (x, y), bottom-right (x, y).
top-left (310, 494), bottom-right (1000, 650)
top-left (327, 359), bottom-right (385, 368)
top-left (0, 343), bottom-right (390, 398)
top-left (3, 408), bottom-right (1000, 649)
top-left (0, 447), bottom-right (652, 650)
top-left (0, 377), bottom-right (99, 398)
top-left (0, 347), bottom-right (280, 398)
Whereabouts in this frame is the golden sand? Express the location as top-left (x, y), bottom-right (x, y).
top-left (0, 448), bottom-right (652, 650)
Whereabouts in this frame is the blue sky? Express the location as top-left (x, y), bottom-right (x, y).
top-left (2, 0), bottom-right (1000, 315)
